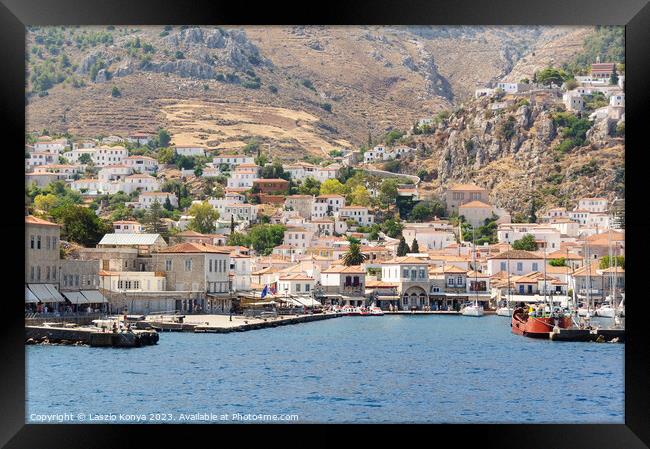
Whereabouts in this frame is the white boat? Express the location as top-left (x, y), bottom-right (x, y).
top-left (462, 232), bottom-right (484, 317)
top-left (461, 303), bottom-right (484, 317)
top-left (496, 306), bottom-right (512, 317)
top-left (369, 306), bottom-right (384, 316)
top-left (595, 302), bottom-right (616, 318)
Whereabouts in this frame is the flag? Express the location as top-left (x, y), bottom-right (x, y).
top-left (270, 282), bottom-right (277, 295)
top-left (261, 285), bottom-right (268, 299)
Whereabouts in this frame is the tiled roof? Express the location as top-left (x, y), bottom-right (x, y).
top-left (488, 250), bottom-right (541, 260)
top-left (321, 265), bottom-right (365, 274)
top-left (383, 256), bottom-right (429, 265)
top-left (158, 242), bottom-right (230, 254)
top-left (459, 200), bottom-right (492, 209)
top-left (25, 215), bottom-right (59, 227)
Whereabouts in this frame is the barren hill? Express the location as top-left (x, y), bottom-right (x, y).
top-left (26, 25), bottom-right (594, 155)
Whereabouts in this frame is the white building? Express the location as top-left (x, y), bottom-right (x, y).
top-left (496, 82), bottom-right (530, 94)
top-left (227, 165), bottom-right (259, 189)
top-left (26, 151), bottom-right (57, 168)
top-left (563, 92), bottom-right (584, 112)
top-left (229, 253), bottom-right (252, 291)
top-left (124, 155), bottom-right (158, 174)
top-left (98, 164), bottom-right (132, 182)
top-left (213, 155), bottom-right (254, 169)
top-left (402, 227), bottom-right (456, 251)
top-left (137, 192), bottom-right (178, 209)
top-left (113, 221), bottom-right (145, 233)
top-left (124, 174), bottom-right (160, 193)
top-left (222, 203), bottom-right (258, 223)
top-left (175, 145), bottom-right (207, 157)
top-left (284, 227), bottom-right (315, 250)
top-left (338, 206), bottom-right (374, 226)
top-left (486, 250), bottom-right (544, 276)
top-left (578, 198), bottom-right (609, 213)
top-left (497, 223), bottom-right (562, 251)
top-left (33, 137), bottom-right (68, 153)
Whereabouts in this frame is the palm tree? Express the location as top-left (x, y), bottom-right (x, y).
top-left (343, 242), bottom-right (367, 266)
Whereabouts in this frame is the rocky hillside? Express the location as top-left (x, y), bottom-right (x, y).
top-left (392, 94), bottom-right (624, 215)
top-left (26, 25), bottom-right (594, 156)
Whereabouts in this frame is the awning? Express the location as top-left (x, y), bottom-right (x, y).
top-left (25, 286), bottom-right (38, 303)
top-left (63, 291), bottom-right (87, 304)
top-left (292, 297), bottom-right (322, 307)
top-left (375, 296), bottom-right (400, 300)
top-left (81, 290), bottom-right (108, 303)
top-left (28, 284), bottom-right (65, 303)
top-left (246, 301), bottom-right (278, 306)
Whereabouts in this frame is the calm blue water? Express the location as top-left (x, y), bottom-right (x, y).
top-left (26, 315), bottom-right (624, 423)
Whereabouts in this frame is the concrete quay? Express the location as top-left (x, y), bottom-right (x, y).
top-left (147, 312), bottom-right (342, 333)
top-left (25, 325), bottom-right (159, 347)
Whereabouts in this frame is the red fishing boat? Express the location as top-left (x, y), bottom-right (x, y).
top-left (511, 307), bottom-right (573, 338)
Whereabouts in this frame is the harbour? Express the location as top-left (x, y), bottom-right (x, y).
top-left (26, 314), bottom-right (624, 423)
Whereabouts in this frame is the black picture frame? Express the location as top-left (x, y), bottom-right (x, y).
top-left (1, 0), bottom-right (648, 447)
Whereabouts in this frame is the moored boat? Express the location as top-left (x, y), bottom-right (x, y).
top-left (461, 303), bottom-right (484, 317)
top-left (496, 306), bottom-right (512, 317)
top-left (511, 307), bottom-right (573, 338)
top-left (369, 306), bottom-right (384, 316)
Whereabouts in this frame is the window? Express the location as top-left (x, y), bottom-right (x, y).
top-left (30, 266), bottom-right (34, 280)
top-left (185, 259), bottom-right (192, 271)
top-left (305, 284), bottom-right (310, 292)
top-left (516, 262), bottom-right (523, 272)
top-left (75, 275), bottom-right (80, 286)
top-left (165, 260), bottom-right (172, 271)
top-left (296, 284), bottom-right (301, 292)
top-left (37, 236), bottom-right (41, 249)
top-left (500, 261), bottom-right (507, 272)
top-left (448, 277), bottom-right (454, 286)
top-left (36, 266), bottom-right (41, 280)
top-left (46, 266), bottom-right (50, 280)
top-left (46, 236), bottom-right (50, 250)
top-left (52, 266), bottom-right (56, 280)
top-left (209, 259), bottom-right (213, 272)
top-left (532, 263), bottom-right (539, 271)
top-left (30, 236), bottom-right (34, 249)
top-left (118, 280), bottom-right (124, 289)
top-left (403, 269), bottom-right (409, 279)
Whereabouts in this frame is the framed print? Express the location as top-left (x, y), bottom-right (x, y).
top-left (1, 0), bottom-right (648, 447)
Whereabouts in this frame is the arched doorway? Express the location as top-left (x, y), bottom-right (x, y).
top-left (402, 286), bottom-right (428, 311)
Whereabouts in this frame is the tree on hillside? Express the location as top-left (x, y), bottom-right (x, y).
top-left (397, 237), bottom-right (410, 256)
top-left (143, 200), bottom-right (169, 240)
top-left (320, 179), bottom-right (346, 196)
top-left (78, 153), bottom-right (93, 165)
top-left (230, 215), bottom-right (235, 233)
top-left (157, 128), bottom-right (171, 148)
top-left (246, 224), bottom-right (286, 256)
top-left (33, 193), bottom-right (58, 213)
top-left (379, 179), bottom-right (399, 206)
top-left (409, 200), bottom-right (446, 222)
top-left (297, 177), bottom-right (321, 196)
top-left (512, 234), bottom-right (538, 251)
top-left (187, 202), bottom-right (219, 234)
top-left (599, 255), bottom-right (624, 269)
top-left (348, 185), bottom-right (371, 207)
top-left (343, 241), bottom-right (367, 266)
top-left (410, 238), bottom-right (420, 253)
top-left (51, 205), bottom-right (111, 247)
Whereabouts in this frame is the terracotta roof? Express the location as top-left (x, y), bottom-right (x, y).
top-left (488, 250), bottom-right (541, 260)
top-left (365, 280), bottom-right (398, 288)
top-left (448, 183), bottom-right (486, 191)
top-left (25, 215), bottom-right (59, 227)
top-left (158, 242), bottom-right (231, 254)
top-left (383, 256), bottom-right (430, 265)
top-left (278, 273), bottom-right (314, 281)
top-left (459, 200), bottom-right (492, 209)
top-left (321, 265), bottom-right (365, 274)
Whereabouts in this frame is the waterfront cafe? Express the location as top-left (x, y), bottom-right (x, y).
top-left (25, 284), bottom-right (108, 314)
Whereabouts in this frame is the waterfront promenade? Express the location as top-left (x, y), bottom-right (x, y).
top-left (146, 312), bottom-right (341, 333)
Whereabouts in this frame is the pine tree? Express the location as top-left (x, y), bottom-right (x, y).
top-left (410, 238), bottom-right (420, 253)
top-left (230, 215), bottom-right (235, 233)
top-left (397, 237), bottom-right (409, 256)
top-left (143, 200), bottom-right (168, 241)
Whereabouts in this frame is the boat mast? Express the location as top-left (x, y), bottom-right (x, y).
top-left (472, 228), bottom-right (478, 307)
top-left (507, 252), bottom-right (511, 311)
top-left (586, 242), bottom-right (592, 313)
top-left (543, 245), bottom-right (548, 313)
